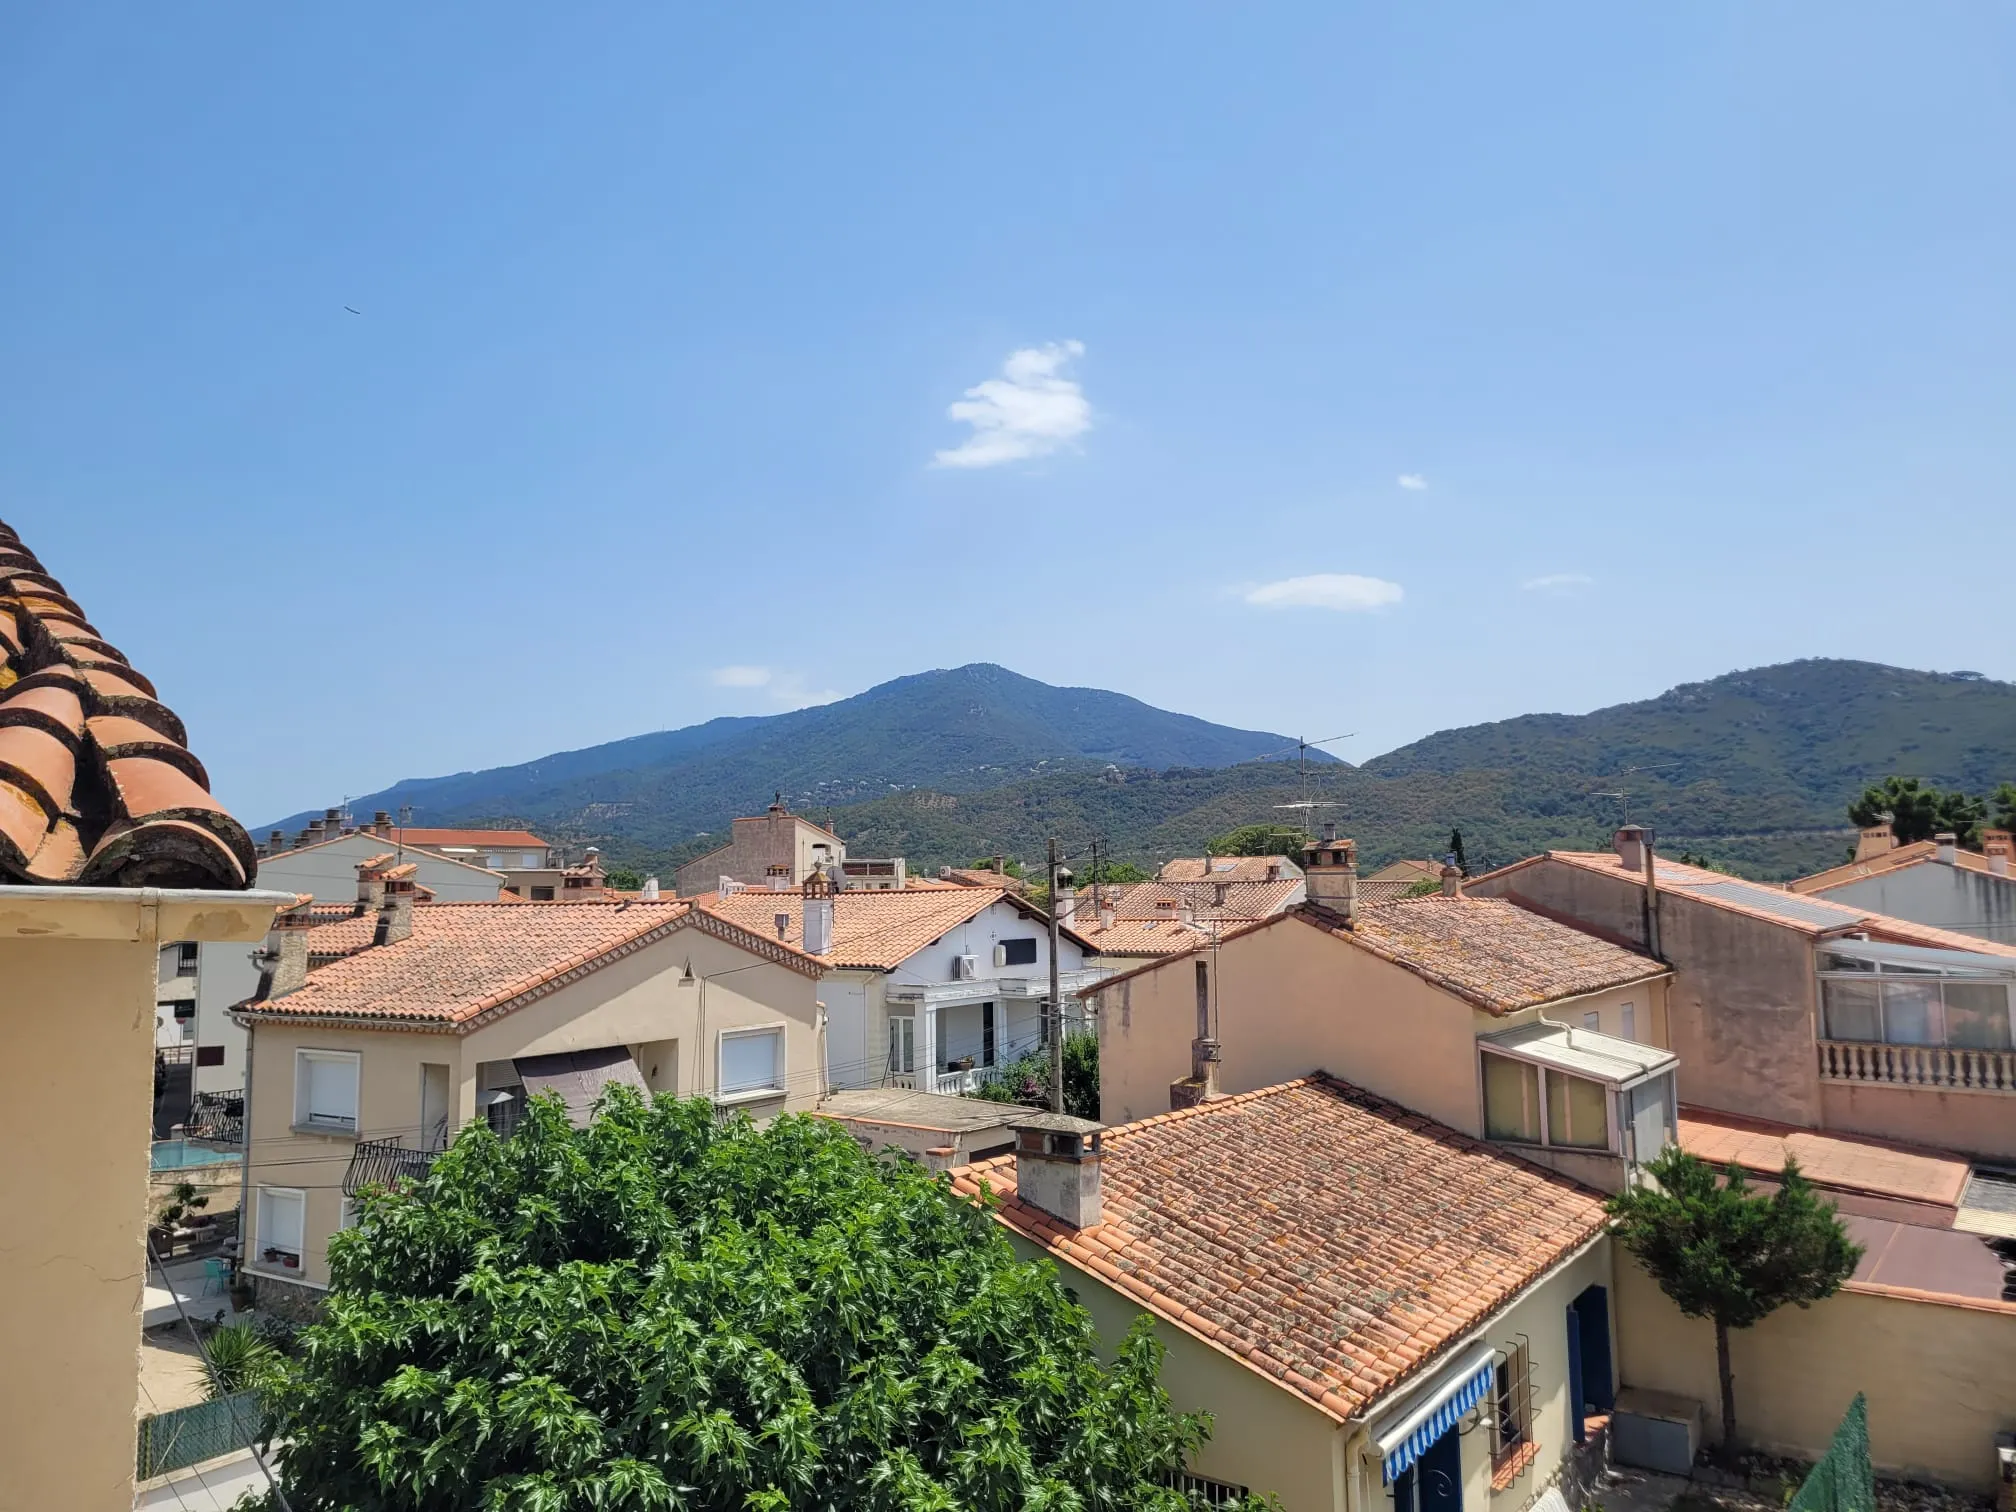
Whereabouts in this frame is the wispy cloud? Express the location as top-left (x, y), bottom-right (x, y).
top-left (933, 340), bottom-right (1092, 468)
top-left (1243, 573), bottom-right (1405, 613)
top-left (710, 665), bottom-right (841, 708)
top-left (1397, 473), bottom-right (1428, 491)
top-left (1520, 572), bottom-right (1594, 594)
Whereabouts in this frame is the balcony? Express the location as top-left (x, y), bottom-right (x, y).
top-left (342, 1139), bottom-right (440, 1197)
top-left (1818, 1039), bottom-right (2016, 1094)
top-left (889, 1064), bottom-right (1015, 1097)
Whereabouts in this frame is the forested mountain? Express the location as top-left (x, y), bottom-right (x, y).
top-left (269, 659), bottom-right (2016, 883)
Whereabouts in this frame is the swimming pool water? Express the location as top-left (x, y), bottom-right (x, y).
top-left (151, 1140), bottom-right (242, 1171)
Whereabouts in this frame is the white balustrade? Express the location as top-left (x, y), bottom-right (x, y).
top-left (1817, 1039), bottom-right (2016, 1093)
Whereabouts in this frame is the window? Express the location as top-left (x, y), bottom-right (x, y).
top-left (175, 942), bottom-right (199, 977)
top-left (981, 1003), bottom-right (996, 1067)
top-left (1583, 1011), bottom-right (1601, 1032)
top-left (1818, 950), bottom-right (2015, 1051)
top-left (889, 1016), bottom-right (916, 1076)
top-left (1493, 1340), bottom-right (1532, 1465)
top-left (1482, 1054), bottom-right (1541, 1142)
top-left (720, 1027), bottom-right (784, 1098)
top-left (1623, 1073), bottom-right (1678, 1164)
top-left (1164, 1471), bottom-right (1250, 1507)
top-left (530, 886), bottom-right (555, 901)
top-left (520, 851), bottom-right (541, 868)
top-left (1195, 960), bottom-right (1211, 1038)
top-left (338, 1197), bottom-right (360, 1231)
top-left (258, 1187), bottom-right (305, 1268)
top-left (196, 1045), bottom-right (226, 1068)
top-left (1620, 1003), bottom-right (1636, 1042)
top-left (1000, 938), bottom-right (1038, 967)
top-left (294, 1050), bottom-right (360, 1133)
top-left (486, 853), bottom-right (508, 869)
top-left (1546, 1071), bottom-right (1610, 1149)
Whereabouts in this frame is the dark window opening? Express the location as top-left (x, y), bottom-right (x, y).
top-left (982, 1003), bottom-right (996, 1066)
top-left (1000, 938), bottom-right (1038, 967)
top-left (196, 1045), bottom-right (226, 1068)
top-left (530, 886), bottom-right (555, 901)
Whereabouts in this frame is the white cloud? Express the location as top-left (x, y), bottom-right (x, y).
top-left (710, 665), bottom-right (772, 688)
top-left (710, 665), bottom-right (841, 708)
top-left (1243, 573), bottom-right (1405, 613)
top-left (933, 340), bottom-right (1092, 468)
top-left (1520, 572), bottom-right (1595, 593)
top-left (1397, 473), bottom-right (1428, 491)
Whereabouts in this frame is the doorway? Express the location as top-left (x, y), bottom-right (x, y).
top-left (1565, 1283), bottom-right (1614, 1442)
top-left (1392, 1423), bottom-right (1462, 1512)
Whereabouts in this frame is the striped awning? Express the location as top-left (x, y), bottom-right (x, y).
top-left (1375, 1343), bottom-right (1498, 1484)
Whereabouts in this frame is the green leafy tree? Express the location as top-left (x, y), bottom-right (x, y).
top-left (262, 1090), bottom-right (1255, 1510)
top-left (972, 1031), bottom-right (1100, 1121)
top-left (1606, 1148), bottom-right (1861, 1455)
top-left (967, 856), bottom-right (1025, 879)
top-left (1205, 824), bottom-right (1301, 857)
top-left (603, 866), bottom-right (646, 892)
top-left (1936, 787), bottom-right (1987, 847)
top-left (1847, 776), bottom-right (1986, 845)
top-left (1991, 782), bottom-right (2016, 834)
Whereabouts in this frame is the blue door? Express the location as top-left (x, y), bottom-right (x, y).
top-left (1566, 1283), bottom-right (1614, 1445)
top-left (1394, 1425), bottom-right (1463, 1512)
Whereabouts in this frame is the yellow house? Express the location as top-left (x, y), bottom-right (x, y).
top-left (953, 1078), bottom-right (1621, 1512)
top-left (1093, 832), bottom-right (1679, 1195)
top-left (235, 883), bottom-right (826, 1310)
top-left (0, 519), bottom-right (293, 1512)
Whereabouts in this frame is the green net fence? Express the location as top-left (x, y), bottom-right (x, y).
top-left (1788, 1393), bottom-right (1874, 1512)
top-left (136, 1390), bottom-right (263, 1480)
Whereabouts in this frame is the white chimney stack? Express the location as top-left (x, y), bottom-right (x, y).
top-left (1935, 831), bottom-right (1959, 866)
top-left (1984, 830), bottom-right (2012, 877)
top-left (1615, 825), bottom-right (1650, 874)
top-left (1011, 1114), bottom-right (1105, 1229)
top-left (641, 876), bottom-right (660, 900)
top-left (801, 868), bottom-right (835, 955)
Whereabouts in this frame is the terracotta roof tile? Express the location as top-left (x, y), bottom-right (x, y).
top-left (1790, 841), bottom-right (2016, 895)
top-left (1071, 916), bottom-right (1216, 957)
top-left (951, 1076), bottom-right (1607, 1423)
top-left (239, 900), bottom-right (722, 1026)
top-left (942, 867), bottom-right (1030, 894)
top-left (696, 887), bottom-right (1023, 969)
top-left (1090, 879), bottom-right (1304, 923)
top-left (1157, 855), bottom-right (1301, 883)
top-left (0, 522), bottom-right (254, 887)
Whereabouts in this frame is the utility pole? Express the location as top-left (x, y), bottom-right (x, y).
top-left (1047, 835), bottom-right (1064, 1114)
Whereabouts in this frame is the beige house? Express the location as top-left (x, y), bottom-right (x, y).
top-left (0, 519), bottom-right (292, 1512)
top-left (1093, 832), bottom-right (1678, 1194)
top-left (953, 1078), bottom-right (1621, 1512)
top-left (235, 880), bottom-right (825, 1308)
top-left (1468, 828), bottom-right (2016, 1160)
top-left (674, 800), bottom-right (847, 895)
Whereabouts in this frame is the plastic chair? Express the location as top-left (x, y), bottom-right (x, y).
top-left (201, 1257), bottom-right (228, 1296)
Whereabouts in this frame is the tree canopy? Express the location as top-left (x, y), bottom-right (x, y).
top-left (1847, 775), bottom-right (1992, 846)
top-left (260, 1091), bottom-right (1254, 1510)
top-left (1204, 824), bottom-right (1302, 857)
top-left (1607, 1148), bottom-right (1861, 1452)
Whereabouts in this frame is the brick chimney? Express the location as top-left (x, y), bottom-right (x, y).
top-left (1440, 864), bottom-right (1463, 897)
top-left (256, 901), bottom-right (315, 999)
top-left (372, 810), bottom-right (393, 839)
top-left (265, 829), bottom-right (285, 856)
top-left (1011, 1114), bottom-right (1105, 1229)
top-left (1984, 830), bottom-right (2012, 878)
top-left (304, 818), bottom-right (325, 847)
top-left (1265, 860), bottom-right (1282, 883)
top-left (373, 868), bottom-right (417, 946)
top-left (802, 867), bottom-right (834, 955)
top-left (1855, 820), bottom-right (1897, 862)
top-left (356, 854), bottom-right (394, 913)
top-left (1300, 823), bottom-right (1358, 923)
top-left (1936, 831), bottom-right (1959, 866)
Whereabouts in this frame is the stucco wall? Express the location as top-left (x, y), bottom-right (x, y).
top-left (1613, 1258), bottom-right (2016, 1490)
top-left (1815, 865), bottom-right (2016, 945)
top-left (245, 925), bottom-right (824, 1287)
top-left (1818, 1081), bottom-right (2016, 1163)
top-left (1097, 914), bottom-right (1658, 1133)
top-left (1472, 864), bottom-right (1822, 1126)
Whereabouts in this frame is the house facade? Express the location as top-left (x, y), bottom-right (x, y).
top-left (953, 1080), bottom-right (1620, 1512)
top-left (1093, 835), bottom-right (1677, 1194)
top-left (700, 880), bottom-right (1099, 1095)
top-left (0, 519), bottom-right (292, 1512)
top-left (1789, 825), bottom-right (2016, 945)
top-left (235, 891), bottom-right (824, 1308)
top-left (674, 800), bottom-right (847, 895)
top-left (1468, 828), bottom-right (2016, 1160)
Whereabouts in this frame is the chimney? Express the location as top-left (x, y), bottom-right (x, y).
top-left (1854, 819), bottom-right (1897, 862)
top-left (1300, 828), bottom-right (1359, 923)
top-left (1935, 831), bottom-right (1959, 866)
top-left (305, 819), bottom-right (325, 846)
top-left (1172, 1035), bottom-right (1222, 1110)
top-left (993, 853), bottom-right (1006, 877)
top-left (1440, 864), bottom-right (1463, 898)
top-left (1011, 1114), bottom-right (1105, 1229)
top-left (373, 810), bottom-right (393, 839)
top-left (1984, 830), bottom-right (2012, 877)
top-left (1214, 882), bottom-right (1228, 908)
top-left (1055, 874), bottom-right (1077, 921)
top-left (1265, 861), bottom-right (1282, 883)
top-left (1615, 825), bottom-right (1650, 873)
top-left (774, 911), bottom-right (790, 939)
top-left (802, 868), bottom-right (835, 955)
top-left (325, 807), bottom-right (344, 836)
top-left (262, 828), bottom-right (282, 856)
top-left (583, 846), bottom-right (603, 879)
top-left (1098, 901), bottom-right (1116, 930)
top-left (641, 875), bottom-right (661, 900)
top-left (373, 871), bottom-right (416, 946)
top-left (356, 857), bottom-right (391, 913)
top-left (256, 902), bottom-right (315, 999)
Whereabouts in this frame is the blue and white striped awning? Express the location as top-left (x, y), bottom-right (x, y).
top-left (1374, 1343), bottom-right (1498, 1484)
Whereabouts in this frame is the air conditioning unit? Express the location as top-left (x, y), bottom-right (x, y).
top-left (955, 954), bottom-right (980, 981)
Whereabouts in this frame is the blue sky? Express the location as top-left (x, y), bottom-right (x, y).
top-left (5, 4), bottom-right (2012, 824)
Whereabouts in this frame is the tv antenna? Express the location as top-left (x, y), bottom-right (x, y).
top-left (1253, 732), bottom-right (1354, 838)
top-left (1593, 763), bottom-right (1680, 826)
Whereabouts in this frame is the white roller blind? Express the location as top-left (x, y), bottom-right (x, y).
top-left (720, 1030), bottom-right (781, 1096)
top-left (260, 1189), bottom-right (305, 1255)
top-left (300, 1052), bottom-right (359, 1127)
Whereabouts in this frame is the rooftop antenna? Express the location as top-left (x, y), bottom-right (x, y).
top-left (1251, 733), bottom-right (1354, 840)
top-left (396, 804), bottom-right (413, 866)
top-left (1593, 763), bottom-right (1680, 827)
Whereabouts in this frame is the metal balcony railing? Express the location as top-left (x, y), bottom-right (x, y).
top-left (1818, 1039), bottom-right (2016, 1093)
top-left (342, 1139), bottom-right (440, 1197)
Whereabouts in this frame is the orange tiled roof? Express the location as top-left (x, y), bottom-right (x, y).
top-left (1071, 916), bottom-right (1216, 957)
top-left (942, 867), bottom-right (1030, 893)
top-left (1361, 858), bottom-right (1448, 886)
top-left (951, 1076), bottom-right (1607, 1423)
top-left (1678, 1107), bottom-right (1970, 1211)
top-left (1092, 879), bottom-right (1304, 922)
top-left (696, 886), bottom-right (1064, 969)
top-left (1157, 855), bottom-right (1301, 883)
top-left (1789, 841), bottom-right (2015, 895)
top-left (0, 520), bottom-right (256, 888)
top-left (1334, 896), bottom-right (1668, 1014)
top-left (397, 828), bottom-right (552, 852)
top-left (237, 899), bottom-right (830, 1028)
top-left (1497, 851), bottom-right (2016, 958)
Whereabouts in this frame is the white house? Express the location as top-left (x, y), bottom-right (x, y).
top-left (699, 878), bottom-right (1101, 1094)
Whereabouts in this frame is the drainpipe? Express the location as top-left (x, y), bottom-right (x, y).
top-left (236, 1015), bottom-right (254, 1274)
top-left (1642, 828), bottom-right (1663, 961)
